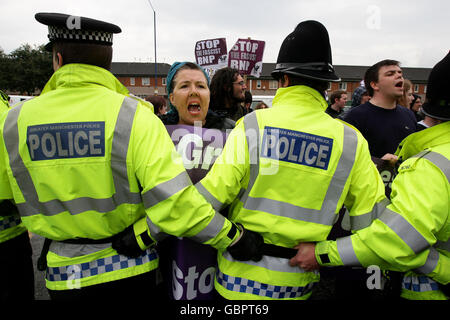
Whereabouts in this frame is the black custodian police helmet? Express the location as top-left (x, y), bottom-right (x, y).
top-left (421, 51), bottom-right (450, 121)
top-left (35, 12), bottom-right (121, 51)
top-left (271, 20), bottom-right (340, 82)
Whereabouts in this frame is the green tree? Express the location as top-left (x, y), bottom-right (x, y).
top-left (0, 44), bottom-right (53, 95)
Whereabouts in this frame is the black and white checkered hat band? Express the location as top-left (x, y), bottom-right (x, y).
top-left (48, 26), bottom-right (113, 44)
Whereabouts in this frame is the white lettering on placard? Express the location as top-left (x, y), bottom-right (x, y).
top-left (172, 260), bottom-right (215, 300)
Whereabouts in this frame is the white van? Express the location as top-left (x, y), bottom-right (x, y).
top-left (251, 95), bottom-right (275, 109)
top-left (9, 95), bottom-right (33, 106)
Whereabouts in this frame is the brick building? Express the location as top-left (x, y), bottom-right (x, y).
top-left (111, 62), bottom-right (431, 101)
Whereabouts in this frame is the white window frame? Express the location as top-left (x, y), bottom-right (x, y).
top-left (130, 77), bottom-right (135, 86)
top-left (269, 80), bottom-right (278, 90)
top-left (142, 77), bottom-right (151, 86)
top-left (414, 84), bottom-right (419, 93)
top-left (338, 82), bottom-right (347, 91)
top-left (256, 80), bottom-right (262, 89)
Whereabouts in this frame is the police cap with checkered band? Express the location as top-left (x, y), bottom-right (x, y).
top-left (35, 12), bottom-right (121, 51)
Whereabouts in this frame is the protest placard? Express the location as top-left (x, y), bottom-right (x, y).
top-left (194, 38), bottom-right (228, 77)
top-left (158, 125), bottom-right (228, 300)
top-left (228, 38), bottom-right (265, 77)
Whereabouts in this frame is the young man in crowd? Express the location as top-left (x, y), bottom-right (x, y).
top-left (342, 60), bottom-right (417, 158)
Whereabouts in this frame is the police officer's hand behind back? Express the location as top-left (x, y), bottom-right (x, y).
top-left (112, 225), bottom-right (144, 258)
top-left (227, 224), bottom-right (264, 262)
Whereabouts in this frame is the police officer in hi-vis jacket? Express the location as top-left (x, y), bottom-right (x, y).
top-left (0, 12), bottom-right (262, 301)
top-left (195, 20), bottom-right (388, 300)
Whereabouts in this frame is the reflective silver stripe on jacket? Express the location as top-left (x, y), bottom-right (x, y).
top-left (345, 198), bottom-right (391, 231)
top-left (336, 236), bottom-right (361, 266)
top-left (337, 150), bottom-right (449, 271)
top-left (3, 97), bottom-right (142, 217)
top-left (188, 212), bottom-right (226, 243)
top-left (414, 247), bottom-right (440, 275)
top-left (378, 207), bottom-right (430, 253)
top-left (414, 150), bottom-right (450, 183)
top-left (336, 206), bottom-right (433, 266)
top-left (222, 251), bottom-right (313, 274)
top-left (141, 171), bottom-right (192, 208)
top-left (240, 113), bottom-right (359, 226)
top-left (195, 182), bottom-right (224, 211)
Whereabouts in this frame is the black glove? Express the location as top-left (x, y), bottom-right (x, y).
top-left (227, 224), bottom-right (264, 262)
top-left (112, 225), bottom-right (145, 258)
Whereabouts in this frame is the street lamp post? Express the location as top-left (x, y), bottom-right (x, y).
top-left (148, 0), bottom-right (158, 95)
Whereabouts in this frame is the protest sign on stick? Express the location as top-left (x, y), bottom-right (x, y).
top-left (228, 38), bottom-right (265, 77)
top-left (194, 38), bottom-right (228, 77)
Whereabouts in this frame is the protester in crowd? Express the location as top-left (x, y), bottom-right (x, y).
top-left (157, 61), bottom-right (235, 300)
top-left (342, 60), bottom-right (417, 159)
top-left (325, 90), bottom-right (347, 118)
top-left (159, 62), bottom-right (235, 130)
top-left (209, 67), bottom-right (247, 122)
top-left (244, 90), bottom-right (253, 114)
top-left (145, 95), bottom-right (167, 116)
top-left (195, 20), bottom-right (387, 300)
top-left (254, 101), bottom-right (269, 110)
top-left (398, 79), bottom-right (414, 108)
top-left (0, 12), bottom-right (261, 301)
top-left (351, 81), bottom-right (367, 107)
top-left (290, 52), bottom-right (450, 300)
top-left (411, 93), bottom-right (425, 122)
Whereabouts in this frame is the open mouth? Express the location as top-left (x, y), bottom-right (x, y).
top-left (188, 103), bottom-right (201, 114)
top-left (395, 81), bottom-right (403, 88)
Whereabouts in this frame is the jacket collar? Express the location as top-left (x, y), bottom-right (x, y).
top-left (272, 85), bottom-right (328, 111)
top-left (41, 63), bottom-right (129, 96)
top-left (396, 121), bottom-right (450, 160)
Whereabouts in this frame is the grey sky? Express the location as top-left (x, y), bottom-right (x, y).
top-left (1, 0), bottom-right (448, 68)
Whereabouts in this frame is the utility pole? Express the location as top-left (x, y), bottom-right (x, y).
top-left (148, 0), bottom-right (158, 94)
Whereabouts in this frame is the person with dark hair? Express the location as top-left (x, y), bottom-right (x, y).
top-left (254, 101), bottom-right (268, 110)
top-left (325, 90), bottom-right (347, 118)
top-left (195, 20), bottom-right (386, 300)
top-left (145, 95), bottom-right (167, 116)
top-left (209, 67), bottom-right (247, 122)
top-left (410, 93), bottom-right (425, 123)
top-left (0, 12), bottom-right (261, 301)
top-left (244, 90), bottom-right (253, 114)
top-left (342, 59), bottom-right (417, 158)
top-left (290, 52), bottom-right (450, 300)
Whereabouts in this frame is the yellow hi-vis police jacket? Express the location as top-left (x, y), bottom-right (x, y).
top-left (0, 92), bottom-right (9, 113)
top-left (315, 121), bottom-right (450, 300)
top-left (0, 63), bottom-right (239, 291)
top-left (0, 204), bottom-right (26, 243)
top-left (1, 102), bottom-right (27, 245)
top-left (196, 85), bottom-right (386, 300)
